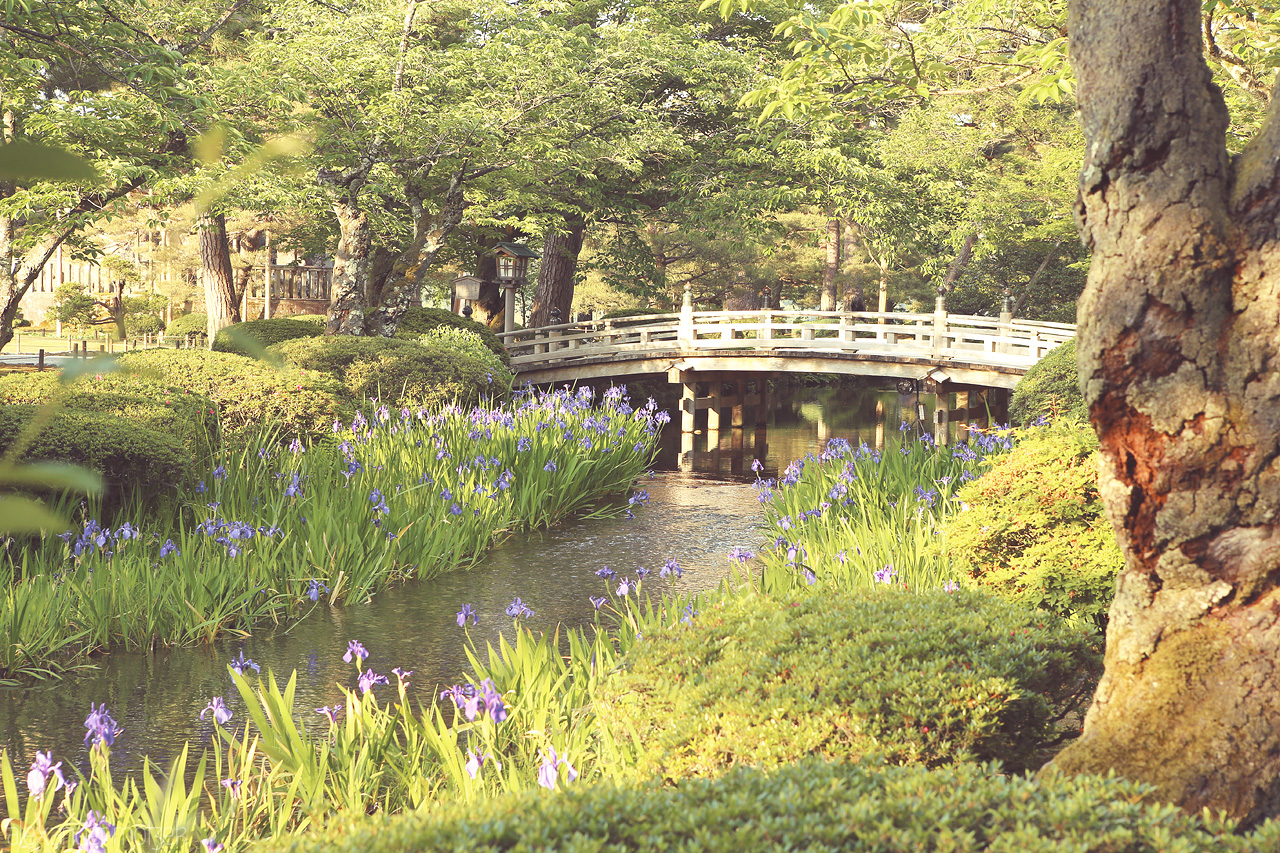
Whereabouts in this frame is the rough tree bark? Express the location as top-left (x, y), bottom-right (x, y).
top-left (1046, 0), bottom-right (1280, 825)
top-left (821, 218), bottom-right (840, 311)
top-left (200, 212), bottom-right (240, 338)
top-left (326, 196), bottom-right (374, 336)
top-left (530, 215), bottom-right (585, 327)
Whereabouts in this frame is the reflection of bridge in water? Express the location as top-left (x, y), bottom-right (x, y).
top-left (502, 301), bottom-right (1075, 470)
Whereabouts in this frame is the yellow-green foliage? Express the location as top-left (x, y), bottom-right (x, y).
top-left (257, 759), bottom-right (1280, 853)
top-left (268, 334), bottom-right (510, 409)
top-left (597, 587), bottom-right (1101, 781)
top-left (211, 317), bottom-right (322, 355)
top-left (117, 349), bottom-right (348, 444)
top-left (942, 421), bottom-right (1123, 630)
top-left (0, 405), bottom-right (188, 495)
top-left (1010, 337), bottom-right (1086, 425)
top-left (163, 312), bottom-right (207, 338)
top-left (0, 370), bottom-right (219, 462)
top-left (393, 306), bottom-right (509, 364)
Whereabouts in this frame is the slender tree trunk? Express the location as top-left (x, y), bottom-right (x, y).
top-left (530, 216), bottom-right (585, 327)
top-left (939, 232), bottom-right (976, 293)
top-left (1011, 238), bottom-right (1063, 318)
top-left (821, 218), bottom-right (840, 311)
top-left (200, 212), bottom-right (239, 339)
top-left (876, 256), bottom-right (889, 315)
top-left (1047, 0), bottom-right (1280, 826)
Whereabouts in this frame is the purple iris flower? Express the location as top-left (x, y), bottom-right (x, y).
top-left (221, 778), bottom-right (242, 800)
top-left (27, 751), bottom-right (64, 799)
top-left (660, 558), bottom-right (682, 579)
top-left (316, 704), bottom-right (343, 724)
top-left (343, 640), bottom-right (369, 664)
top-left (75, 811), bottom-right (115, 853)
top-left (536, 746), bottom-right (578, 790)
top-left (874, 565), bottom-right (897, 584)
top-left (392, 667), bottom-right (413, 689)
top-left (465, 749), bottom-right (500, 779)
top-left (83, 703), bottom-right (120, 749)
top-left (680, 604), bottom-right (698, 625)
top-left (942, 580), bottom-right (960, 592)
top-left (543, 460), bottom-right (557, 472)
top-left (727, 547), bottom-right (755, 564)
top-left (456, 603), bottom-right (478, 626)
top-left (480, 679), bottom-right (507, 723)
top-left (285, 472), bottom-right (303, 497)
top-left (212, 465), bottom-right (227, 480)
top-left (202, 838), bottom-right (225, 853)
top-left (595, 566), bottom-right (615, 579)
top-left (616, 577), bottom-right (631, 597)
top-left (307, 579), bottom-right (329, 602)
top-left (199, 697), bottom-right (232, 725)
top-left (589, 596), bottom-right (607, 611)
top-left (357, 670), bottom-right (389, 694)
top-left (505, 597), bottom-right (534, 619)
top-left (230, 652), bottom-right (260, 675)
top-left (158, 539), bottom-right (179, 559)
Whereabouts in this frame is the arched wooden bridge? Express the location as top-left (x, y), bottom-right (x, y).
top-left (499, 307), bottom-right (1075, 390)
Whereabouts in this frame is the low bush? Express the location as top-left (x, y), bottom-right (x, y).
top-left (268, 334), bottom-right (509, 409)
top-left (164, 312), bottom-right (208, 339)
top-left (0, 405), bottom-right (188, 496)
top-left (1010, 337), bottom-right (1086, 424)
top-left (283, 313), bottom-right (326, 325)
top-left (211, 317), bottom-right (322, 355)
top-left (0, 371), bottom-right (219, 463)
top-left (262, 759), bottom-right (1279, 853)
top-left (117, 349), bottom-right (349, 444)
top-left (129, 315), bottom-right (165, 336)
top-left (598, 587), bottom-right (1102, 781)
top-left (392, 306), bottom-right (508, 364)
top-left (942, 421), bottom-right (1122, 631)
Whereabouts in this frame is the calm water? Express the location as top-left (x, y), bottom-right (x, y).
top-left (0, 383), bottom-right (932, 782)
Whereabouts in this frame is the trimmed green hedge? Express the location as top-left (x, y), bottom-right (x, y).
top-left (1011, 337), bottom-right (1086, 425)
top-left (268, 334), bottom-right (509, 409)
top-left (260, 759), bottom-right (1279, 853)
top-left (117, 349), bottom-right (349, 443)
top-left (598, 588), bottom-right (1102, 781)
top-left (943, 421), bottom-right (1122, 631)
top-left (393, 306), bottom-right (509, 365)
top-left (164, 313), bottom-right (208, 339)
top-left (0, 405), bottom-right (188, 495)
top-left (0, 371), bottom-right (219, 464)
top-left (211, 317), bottom-right (322, 356)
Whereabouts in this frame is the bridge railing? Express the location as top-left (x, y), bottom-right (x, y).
top-left (498, 310), bottom-right (1075, 370)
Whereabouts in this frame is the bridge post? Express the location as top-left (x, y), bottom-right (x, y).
top-left (875, 399), bottom-right (885, 451)
top-left (933, 291), bottom-right (948, 358)
top-left (707, 376), bottom-right (722, 448)
top-left (934, 380), bottom-right (952, 446)
top-left (679, 283), bottom-right (694, 344)
top-left (998, 304), bottom-right (1013, 354)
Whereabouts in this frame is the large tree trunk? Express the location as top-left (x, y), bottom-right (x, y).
top-left (326, 198), bottom-right (373, 336)
top-left (821, 218), bottom-right (840, 311)
top-left (200, 212), bottom-right (240, 339)
top-left (1047, 0), bottom-right (1280, 826)
top-left (530, 215), bottom-right (585, 327)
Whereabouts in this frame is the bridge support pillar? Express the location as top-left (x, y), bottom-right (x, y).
top-left (707, 375), bottom-right (722, 449)
top-left (934, 380), bottom-right (953, 447)
top-left (875, 399), bottom-right (886, 451)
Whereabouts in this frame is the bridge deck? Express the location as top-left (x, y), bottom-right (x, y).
top-left (500, 310), bottom-right (1074, 390)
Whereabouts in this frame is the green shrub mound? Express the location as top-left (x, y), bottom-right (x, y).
top-left (262, 759), bottom-right (1279, 853)
top-left (0, 371), bottom-right (219, 463)
top-left (130, 314), bottom-right (165, 335)
top-left (164, 312), bottom-right (208, 338)
top-left (392, 306), bottom-right (508, 364)
top-left (283, 313), bottom-right (326, 325)
top-left (1010, 337), bottom-right (1086, 425)
top-left (598, 588), bottom-right (1101, 781)
top-left (211, 317), bottom-right (322, 356)
top-left (117, 349), bottom-right (348, 444)
top-left (268, 334), bottom-right (509, 409)
top-left (0, 405), bottom-right (188, 494)
top-left (943, 421), bottom-right (1122, 631)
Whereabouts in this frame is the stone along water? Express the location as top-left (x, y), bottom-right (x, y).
top-left (0, 383), bottom-right (933, 783)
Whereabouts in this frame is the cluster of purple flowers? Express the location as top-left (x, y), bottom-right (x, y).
top-left (83, 703), bottom-right (121, 749)
top-left (59, 520), bottom-right (140, 561)
top-left (195, 518), bottom-right (282, 558)
top-left (440, 678), bottom-right (507, 723)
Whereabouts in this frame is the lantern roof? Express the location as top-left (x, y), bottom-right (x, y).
top-left (491, 241), bottom-right (540, 259)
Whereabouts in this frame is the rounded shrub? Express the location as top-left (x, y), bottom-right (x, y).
top-left (164, 312), bottom-right (208, 339)
top-left (261, 760), bottom-right (1279, 853)
top-left (598, 587), bottom-right (1102, 781)
top-left (1010, 337), bottom-right (1085, 425)
top-left (129, 315), bottom-right (165, 336)
top-left (117, 349), bottom-right (349, 444)
top-left (269, 334), bottom-right (510, 409)
top-left (392, 306), bottom-right (508, 364)
top-left (0, 405), bottom-right (188, 496)
top-left (0, 371), bottom-right (219, 463)
top-left (211, 317), bottom-right (322, 356)
top-left (942, 420), bottom-right (1122, 631)
top-left (282, 313), bottom-right (327, 325)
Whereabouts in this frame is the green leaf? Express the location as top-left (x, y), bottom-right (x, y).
top-left (0, 497), bottom-right (68, 533)
top-left (0, 140), bottom-right (99, 183)
top-left (0, 461), bottom-right (103, 494)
